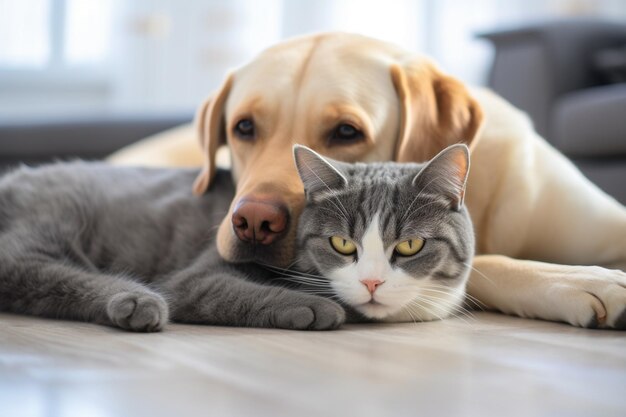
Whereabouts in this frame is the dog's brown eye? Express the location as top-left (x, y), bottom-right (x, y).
top-left (330, 123), bottom-right (363, 144)
top-left (234, 119), bottom-right (255, 139)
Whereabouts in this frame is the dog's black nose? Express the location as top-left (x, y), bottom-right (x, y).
top-left (232, 197), bottom-right (288, 245)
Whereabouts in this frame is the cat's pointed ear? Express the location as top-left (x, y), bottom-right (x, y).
top-left (293, 145), bottom-right (347, 200)
top-left (412, 144), bottom-right (470, 210)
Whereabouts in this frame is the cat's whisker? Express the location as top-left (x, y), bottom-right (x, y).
top-left (458, 294), bottom-right (484, 311)
top-left (261, 270), bottom-right (329, 283)
top-left (293, 274), bottom-right (323, 282)
top-left (327, 199), bottom-right (351, 225)
top-left (379, 284), bottom-right (463, 304)
top-left (449, 307), bottom-right (478, 327)
top-left (407, 297), bottom-right (449, 323)
top-left (299, 157), bottom-right (352, 224)
top-left (269, 272), bottom-right (328, 281)
top-left (257, 262), bottom-right (330, 280)
top-left (320, 291), bottom-right (350, 304)
top-left (403, 303), bottom-right (422, 324)
top-left (298, 289), bottom-right (337, 295)
top-left (400, 174), bottom-right (445, 223)
top-left (290, 284), bottom-right (331, 290)
top-left (266, 274), bottom-right (326, 285)
top-left (261, 278), bottom-right (338, 298)
top-left (402, 200), bottom-right (445, 224)
top-left (280, 276), bottom-right (333, 286)
top-left (266, 258), bottom-right (302, 274)
top-left (279, 280), bottom-right (330, 289)
top-left (420, 284), bottom-right (485, 310)
top-left (407, 302), bottom-right (439, 323)
top-left (317, 206), bottom-right (350, 220)
top-left (460, 293), bottom-right (486, 311)
top-left (453, 307), bottom-right (478, 325)
top-left (382, 277), bottom-right (486, 313)
top-left (405, 300), bottom-right (437, 322)
top-left (285, 270), bottom-right (329, 280)
top-left (462, 262), bottom-right (497, 288)
top-left (412, 295), bottom-right (477, 326)
top-left (272, 277), bottom-right (349, 293)
top-left (256, 261), bottom-right (297, 274)
top-left (297, 290), bottom-right (337, 297)
top-left (278, 276), bottom-right (330, 285)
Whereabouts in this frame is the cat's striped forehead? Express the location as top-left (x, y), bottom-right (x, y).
top-left (340, 161), bottom-right (424, 185)
top-left (317, 161), bottom-right (450, 245)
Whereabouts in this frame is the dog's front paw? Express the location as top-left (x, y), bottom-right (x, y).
top-left (554, 266), bottom-right (626, 329)
top-left (270, 293), bottom-right (345, 330)
top-left (107, 291), bottom-right (169, 332)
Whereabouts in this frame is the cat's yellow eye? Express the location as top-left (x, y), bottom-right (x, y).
top-left (394, 238), bottom-right (425, 257)
top-left (330, 236), bottom-right (357, 256)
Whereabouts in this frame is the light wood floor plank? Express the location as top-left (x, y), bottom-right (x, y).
top-left (1, 312), bottom-right (625, 417)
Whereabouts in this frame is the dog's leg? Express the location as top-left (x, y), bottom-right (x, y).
top-left (467, 255), bottom-right (626, 328)
top-left (472, 133), bottom-right (626, 271)
top-left (519, 142), bottom-right (626, 270)
top-left (466, 127), bottom-right (626, 328)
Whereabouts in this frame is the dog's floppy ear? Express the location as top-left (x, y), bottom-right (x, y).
top-left (192, 73), bottom-right (234, 195)
top-left (390, 60), bottom-right (483, 163)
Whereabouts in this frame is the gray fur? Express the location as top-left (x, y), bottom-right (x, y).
top-left (0, 144), bottom-right (474, 331)
top-left (293, 145), bottom-right (475, 321)
top-left (0, 162), bottom-right (344, 331)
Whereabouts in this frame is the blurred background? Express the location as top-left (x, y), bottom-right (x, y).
top-left (1, 0), bottom-right (626, 200)
top-left (2, 0), bottom-right (625, 117)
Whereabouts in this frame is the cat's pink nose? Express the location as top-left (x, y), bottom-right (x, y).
top-left (361, 279), bottom-right (384, 294)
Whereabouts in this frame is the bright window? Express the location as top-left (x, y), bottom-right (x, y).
top-left (0, 0), bottom-right (51, 67)
top-left (0, 0), bottom-right (112, 69)
top-left (64, 0), bottom-right (112, 65)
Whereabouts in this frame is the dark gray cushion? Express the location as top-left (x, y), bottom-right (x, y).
top-left (593, 44), bottom-right (626, 84)
top-left (480, 19), bottom-right (626, 95)
top-left (551, 84), bottom-right (626, 157)
top-left (479, 19), bottom-right (626, 139)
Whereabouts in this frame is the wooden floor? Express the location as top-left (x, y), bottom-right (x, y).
top-left (1, 311), bottom-right (625, 417)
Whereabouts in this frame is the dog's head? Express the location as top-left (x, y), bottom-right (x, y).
top-left (192, 33), bottom-right (483, 267)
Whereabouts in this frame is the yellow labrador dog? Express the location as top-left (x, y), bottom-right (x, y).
top-left (110, 33), bottom-right (626, 329)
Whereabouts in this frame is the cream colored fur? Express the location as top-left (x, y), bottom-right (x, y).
top-left (108, 33), bottom-right (626, 328)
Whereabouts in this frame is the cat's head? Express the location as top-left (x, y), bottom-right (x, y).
top-left (293, 144), bottom-right (474, 322)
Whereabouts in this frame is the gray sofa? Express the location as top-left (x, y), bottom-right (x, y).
top-left (480, 19), bottom-right (626, 204)
top-left (0, 112), bottom-right (192, 167)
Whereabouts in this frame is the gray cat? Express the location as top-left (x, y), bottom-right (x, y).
top-left (292, 144), bottom-right (475, 323)
top-left (0, 144), bottom-right (473, 331)
top-left (0, 163), bottom-right (344, 331)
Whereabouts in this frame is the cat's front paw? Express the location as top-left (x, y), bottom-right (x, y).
top-left (555, 266), bottom-right (626, 329)
top-left (107, 291), bottom-right (169, 332)
top-left (271, 293), bottom-right (345, 330)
